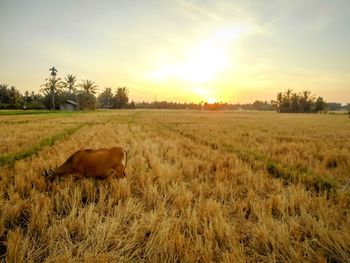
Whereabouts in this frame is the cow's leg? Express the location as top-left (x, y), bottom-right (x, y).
top-left (85, 169), bottom-right (115, 179)
top-left (113, 165), bottom-right (126, 179)
top-left (104, 169), bottom-right (116, 178)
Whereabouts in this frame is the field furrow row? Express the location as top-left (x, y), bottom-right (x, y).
top-left (154, 118), bottom-right (341, 195)
top-left (0, 124), bottom-right (87, 167)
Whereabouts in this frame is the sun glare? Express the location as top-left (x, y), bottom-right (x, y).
top-left (148, 25), bottom-right (248, 85)
top-left (207, 98), bottom-right (216, 104)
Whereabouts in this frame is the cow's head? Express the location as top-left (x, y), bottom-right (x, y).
top-left (43, 168), bottom-right (53, 177)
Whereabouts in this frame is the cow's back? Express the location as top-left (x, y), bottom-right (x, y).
top-left (79, 147), bottom-right (124, 178)
top-left (52, 147), bottom-right (126, 179)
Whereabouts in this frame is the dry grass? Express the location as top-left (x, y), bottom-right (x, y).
top-left (0, 110), bottom-right (349, 262)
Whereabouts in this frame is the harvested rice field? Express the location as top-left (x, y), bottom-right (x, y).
top-left (0, 110), bottom-right (349, 262)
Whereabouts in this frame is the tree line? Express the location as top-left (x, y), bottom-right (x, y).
top-left (0, 86), bottom-right (276, 111)
top-left (40, 70), bottom-right (131, 110)
top-left (0, 82), bottom-right (130, 110)
top-left (272, 89), bottom-right (326, 113)
top-left (0, 68), bottom-right (130, 110)
top-left (1, 69), bottom-right (349, 113)
top-left (134, 100), bottom-right (275, 111)
top-left (1, 84), bottom-right (348, 112)
top-left (0, 85), bottom-right (44, 109)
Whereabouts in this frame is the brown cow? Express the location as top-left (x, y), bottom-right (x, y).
top-left (45, 147), bottom-right (127, 180)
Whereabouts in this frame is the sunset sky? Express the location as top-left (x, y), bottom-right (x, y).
top-left (0, 0), bottom-right (349, 103)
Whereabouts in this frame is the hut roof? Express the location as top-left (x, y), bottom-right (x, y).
top-left (66, 100), bottom-right (78, 106)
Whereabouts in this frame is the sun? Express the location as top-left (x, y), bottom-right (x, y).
top-left (207, 98), bottom-right (216, 104)
top-left (148, 25), bottom-right (247, 84)
top-left (149, 44), bottom-right (227, 84)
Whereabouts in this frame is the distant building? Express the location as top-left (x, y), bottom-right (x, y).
top-left (60, 100), bottom-right (78, 111)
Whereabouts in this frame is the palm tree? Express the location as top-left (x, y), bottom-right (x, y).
top-left (291, 92), bottom-right (299, 113)
top-left (98, 87), bottom-right (113, 107)
top-left (40, 77), bottom-right (62, 109)
top-left (276, 92), bottom-right (283, 111)
top-left (79, 80), bottom-right (98, 95)
top-left (300, 90), bottom-right (314, 113)
top-left (115, 87), bottom-right (129, 109)
top-left (77, 80), bottom-right (98, 110)
top-left (285, 89), bottom-right (293, 100)
top-left (62, 74), bottom-right (77, 94)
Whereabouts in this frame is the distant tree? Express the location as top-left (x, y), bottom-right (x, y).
top-left (276, 92), bottom-right (283, 112)
top-left (0, 84), bottom-right (10, 104)
top-left (49, 66), bottom-right (58, 77)
top-left (26, 91), bottom-right (45, 109)
top-left (270, 100), bottom-right (278, 111)
top-left (114, 87), bottom-right (129, 109)
top-left (23, 90), bottom-right (30, 109)
top-left (299, 90), bottom-right (314, 113)
top-left (326, 102), bottom-right (342, 111)
top-left (0, 84), bottom-right (23, 108)
top-left (276, 90), bottom-right (322, 113)
top-left (314, 96), bottom-right (326, 112)
top-left (24, 90), bottom-right (30, 101)
top-left (57, 74), bottom-right (78, 107)
top-left (79, 80), bottom-right (98, 95)
top-left (280, 89), bottom-right (292, 112)
top-left (98, 87), bottom-right (114, 108)
top-left (62, 74), bottom-right (78, 97)
top-left (290, 92), bottom-right (300, 113)
top-left (40, 76), bottom-right (63, 109)
top-left (8, 86), bottom-right (21, 105)
top-left (77, 80), bottom-right (98, 110)
top-left (77, 93), bottom-right (96, 110)
top-left (252, 100), bottom-right (274, 111)
top-left (128, 100), bottom-right (136, 109)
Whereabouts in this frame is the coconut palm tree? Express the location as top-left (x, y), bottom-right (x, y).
top-left (79, 80), bottom-right (98, 95)
top-left (62, 74), bottom-right (78, 94)
top-left (40, 77), bottom-right (62, 109)
top-left (98, 87), bottom-right (114, 108)
top-left (77, 80), bottom-right (98, 110)
top-left (114, 87), bottom-right (129, 109)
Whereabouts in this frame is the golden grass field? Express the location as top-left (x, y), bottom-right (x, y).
top-left (0, 110), bottom-right (349, 262)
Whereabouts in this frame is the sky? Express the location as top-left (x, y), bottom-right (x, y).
top-left (0, 0), bottom-right (349, 103)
